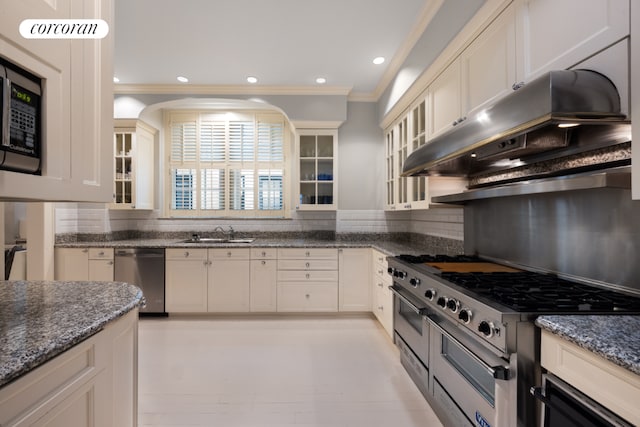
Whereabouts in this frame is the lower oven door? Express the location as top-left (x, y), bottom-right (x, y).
top-left (389, 285), bottom-right (429, 365)
top-left (531, 374), bottom-right (633, 427)
top-left (428, 315), bottom-right (514, 427)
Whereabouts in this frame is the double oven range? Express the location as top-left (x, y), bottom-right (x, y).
top-left (388, 254), bottom-right (640, 427)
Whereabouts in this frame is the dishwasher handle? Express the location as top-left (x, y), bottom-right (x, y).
top-left (115, 250), bottom-right (164, 258)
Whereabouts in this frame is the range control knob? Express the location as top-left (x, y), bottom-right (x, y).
top-left (437, 297), bottom-right (448, 309)
top-left (387, 267), bottom-right (394, 275)
top-left (446, 298), bottom-right (460, 313)
top-left (424, 289), bottom-right (436, 301)
top-left (478, 321), bottom-right (495, 338)
top-left (458, 309), bottom-right (472, 324)
top-left (409, 277), bottom-right (421, 287)
top-left (395, 270), bottom-right (407, 279)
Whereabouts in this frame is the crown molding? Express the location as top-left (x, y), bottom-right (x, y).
top-left (114, 84), bottom-right (353, 96)
top-left (290, 120), bottom-right (345, 130)
top-left (371, 0), bottom-right (444, 102)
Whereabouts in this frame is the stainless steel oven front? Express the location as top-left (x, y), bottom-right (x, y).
top-left (427, 314), bottom-right (517, 427)
top-left (389, 285), bottom-right (430, 396)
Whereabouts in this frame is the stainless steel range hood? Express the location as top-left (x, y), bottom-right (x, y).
top-left (402, 70), bottom-right (629, 179)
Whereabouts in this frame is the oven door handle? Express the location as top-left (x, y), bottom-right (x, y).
top-left (427, 315), bottom-right (510, 380)
top-left (388, 286), bottom-right (426, 315)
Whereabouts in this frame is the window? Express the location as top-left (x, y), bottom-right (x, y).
top-left (165, 111), bottom-right (289, 217)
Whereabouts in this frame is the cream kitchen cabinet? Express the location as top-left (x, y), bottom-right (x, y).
top-left (55, 248), bottom-right (114, 281)
top-left (371, 249), bottom-right (393, 338)
top-left (165, 248), bottom-right (250, 313)
top-left (541, 329), bottom-right (640, 425)
top-left (338, 248), bottom-right (371, 312)
top-left (111, 120), bottom-right (156, 209)
top-left (165, 248), bottom-right (208, 313)
top-left (250, 248), bottom-right (278, 312)
top-left (296, 130), bottom-right (338, 211)
top-left (428, 59), bottom-right (463, 140)
top-left (516, 0), bottom-right (629, 84)
top-left (0, 309), bottom-right (138, 427)
top-left (0, 0), bottom-right (113, 202)
top-left (208, 248), bottom-right (251, 312)
top-left (277, 248), bottom-right (338, 312)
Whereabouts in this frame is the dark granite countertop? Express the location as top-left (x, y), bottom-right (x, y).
top-left (536, 315), bottom-right (640, 376)
top-left (55, 237), bottom-right (459, 258)
top-left (0, 281), bottom-right (144, 388)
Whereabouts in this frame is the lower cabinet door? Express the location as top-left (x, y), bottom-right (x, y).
top-left (165, 258), bottom-right (208, 313)
top-left (208, 260), bottom-right (250, 312)
top-left (276, 283), bottom-right (338, 312)
top-left (250, 259), bottom-right (277, 312)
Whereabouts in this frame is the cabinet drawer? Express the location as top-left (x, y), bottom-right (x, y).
top-left (209, 248), bottom-right (251, 260)
top-left (165, 248), bottom-right (207, 260)
top-left (372, 250), bottom-right (388, 268)
top-left (88, 248), bottom-right (113, 260)
top-left (277, 259), bottom-right (338, 271)
top-left (277, 270), bottom-right (338, 282)
top-left (251, 248), bottom-right (277, 259)
top-left (277, 248), bottom-right (337, 259)
top-left (277, 283), bottom-right (338, 312)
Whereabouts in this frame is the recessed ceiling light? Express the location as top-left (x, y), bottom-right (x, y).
top-left (247, 76), bottom-right (258, 84)
top-left (373, 56), bottom-right (385, 65)
top-left (113, 76), bottom-right (120, 83)
top-left (316, 77), bottom-right (327, 84)
top-left (177, 76), bottom-right (189, 83)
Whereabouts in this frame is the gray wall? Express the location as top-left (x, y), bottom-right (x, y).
top-left (377, 0), bottom-right (484, 122)
top-left (338, 102), bottom-right (384, 210)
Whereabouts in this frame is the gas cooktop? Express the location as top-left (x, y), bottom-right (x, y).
top-left (393, 254), bottom-right (640, 314)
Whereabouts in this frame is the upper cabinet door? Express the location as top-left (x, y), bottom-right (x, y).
top-left (461, 3), bottom-right (517, 117)
top-left (428, 59), bottom-right (463, 140)
top-left (516, 0), bottom-right (630, 83)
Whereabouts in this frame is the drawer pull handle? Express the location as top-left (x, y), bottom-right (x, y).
top-left (378, 257), bottom-right (383, 262)
top-left (305, 251), bottom-right (310, 257)
top-left (262, 251), bottom-right (266, 257)
top-left (98, 251), bottom-right (105, 256)
top-left (378, 269), bottom-right (383, 275)
top-left (378, 282), bottom-right (383, 288)
top-left (378, 306), bottom-right (384, 310)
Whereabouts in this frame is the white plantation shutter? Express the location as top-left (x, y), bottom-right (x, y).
top-left (200, 121), bottom-right (226, 162)
top-left (229, 121), bottom-right (254, 162)
top-left (166, 112), bottom-right (287, 217)
top-left (170, 122), bottom-right (197, 163)
top-left (257, 120), bottom-right (284, 162)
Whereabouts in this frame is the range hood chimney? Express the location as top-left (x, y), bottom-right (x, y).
top-left (402, 70), bottom-right (629, 179)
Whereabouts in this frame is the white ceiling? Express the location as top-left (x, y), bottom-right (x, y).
top-left (113, 0), bottom-right (467, 99)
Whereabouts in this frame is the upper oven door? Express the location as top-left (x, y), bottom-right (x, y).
top-left (428, 314), bottom-right (515, 427)
top-left (389, 284), bottom-right (429, 365)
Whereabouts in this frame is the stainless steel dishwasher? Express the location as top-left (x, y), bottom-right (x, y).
top-left (114, 248), bottom-right (165, 315)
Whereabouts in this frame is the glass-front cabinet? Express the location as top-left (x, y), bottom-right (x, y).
top-left (296, 129), bottom-right (337, 210)
top-left (111, 119), bottom-right (157, 210)
top-left (384, 97), bottom-right (466, 211)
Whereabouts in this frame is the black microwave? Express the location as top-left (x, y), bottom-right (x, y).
top-left (0, 58), bottom-right (42, 174)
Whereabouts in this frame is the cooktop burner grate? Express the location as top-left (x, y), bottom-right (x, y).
top-left (439, 271), bottom-right (640, 312)
top-left (397, 254), bottom-right (482, 264)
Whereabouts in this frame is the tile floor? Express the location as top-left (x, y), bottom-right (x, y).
top-left (138, 315), bottom-right (443, 427)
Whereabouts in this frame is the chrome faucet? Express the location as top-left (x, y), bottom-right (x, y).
top-left (213, 226), bottom-right (235, 240)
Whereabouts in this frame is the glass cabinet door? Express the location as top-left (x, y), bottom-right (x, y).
top-left (297, 130), bottom-right (337, 210)
top-left (114, 131), bottom-right (133, 205)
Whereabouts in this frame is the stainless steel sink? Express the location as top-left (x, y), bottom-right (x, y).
top-left (179, 238), bottom-right (254, 244)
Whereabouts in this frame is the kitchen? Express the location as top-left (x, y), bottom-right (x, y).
top-left (1, 0), bottom-right (639, 426)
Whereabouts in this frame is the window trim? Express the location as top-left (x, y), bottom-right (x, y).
top-left (163, 110), bottom-right (291, 218)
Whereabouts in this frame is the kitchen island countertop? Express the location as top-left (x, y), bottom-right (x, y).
top-left (0, 280), bottom-right (143, 388)
top-left (536, 315), bottom-right (640, 376)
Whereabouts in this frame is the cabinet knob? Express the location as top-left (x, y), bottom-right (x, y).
top-left (305, 294), bottom-right (310, 299)
top-left (261, 251), bottom-right (266, 257)
top-left (306, 273), bottom-right (310, 279)
top-left (305, 262), bottom-right (310, 268)
top-left (378, 270), bottom-right (383, 275)
top-left (108, 261), bottom-right (114, 266)
top-left (184, 251), bottom-right (189, 257)
top-left (227, 251), bottom-right (232, 257)
top-left (378, 306), bottom-right (384, 311)
top-left (98, 251), bottom-right (105, 256)
top-left (305, 251), bottom-right (310, 257)
top-left (261, 260), bottom-right (266, 265)
top-left (82, 249), bottom-right (89, 253)
top-left (378, 257), bottom-right (383, 262)
top-left (378, 282), bottom-right (383, 288)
